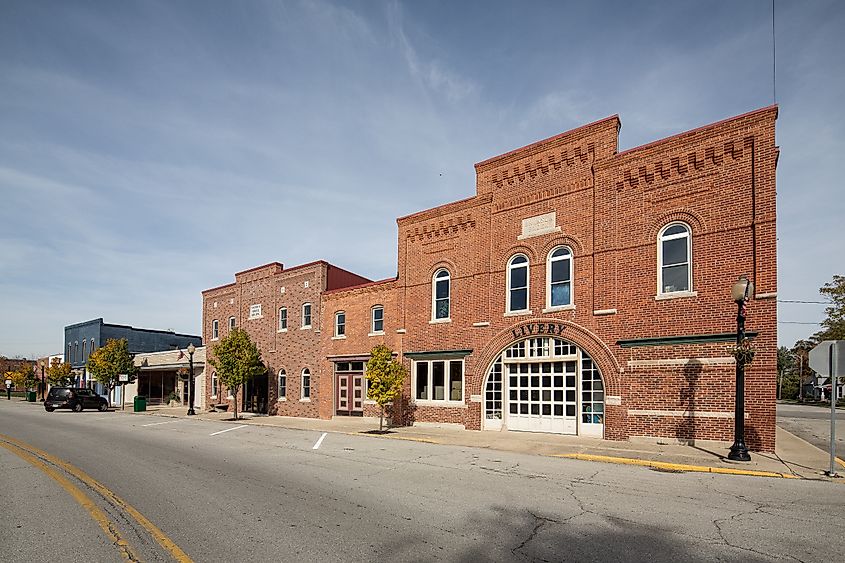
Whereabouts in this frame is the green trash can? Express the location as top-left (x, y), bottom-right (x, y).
top-left (133, 396), bottom-right (147, 412)
top-left (26, 391), bottom-right (37, 402)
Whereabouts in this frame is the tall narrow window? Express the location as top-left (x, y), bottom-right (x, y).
top-left (301, 368), bottom-right (311, 399)
top-left (91, 339), bottom-right (95, 354)
top-left (211, 371), bottom-right (218, 398)
top-left (659, 223), bottom-right (691, 294)
top-left (68, 343), bottom-right (72, 363)
top-left (335, 312), bottom-right (346, 337)
top-left (547, 247), bottom-right (573, 308)
top-left (371, 305), bottom-right (384, 333)
top-left (74, 342), bottom-right (78, 363)
top-left (82, 340), bottom-right (87, 362)
top-left (507, 255), bottom-right (529, 313)
top-left (432, 269), bottom-right (450, 320)
top-left (212, 319), bottom-right (219, 339)
top-left (302, 303), bottom-right (312, 328)
top-left (229, 316), bottom-right (236, 330)
top-left (278, 307), bottom-right (287, 331)
top-left (278, 369), bottom-right (286, 399)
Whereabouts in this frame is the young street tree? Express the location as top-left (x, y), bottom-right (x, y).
top-left (366, 344), bottom-right (406, 432)
top-left (46, 357), bottom-right (74, 387)
top-left (208, 328), bottom-right (264, 420)
top-left (86, 339), bottom-right (138, 400)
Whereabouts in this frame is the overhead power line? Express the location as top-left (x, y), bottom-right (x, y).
top-left (778, 321), bottom-right (822, 325)
top-left (777, 300), bottom-right (830, 304)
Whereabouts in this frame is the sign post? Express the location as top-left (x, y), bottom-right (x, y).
top-left (809, 340), bottom-right (845, 477)
top-left (118, 373), bottom-right (129, 411)
top-left (5, 379), bottom-right (11, 401)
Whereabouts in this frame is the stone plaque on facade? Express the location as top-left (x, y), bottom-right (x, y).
top-left (518, 212), bottom-right (561, 240)
top-left (606, 395), bottom-right (622, 406)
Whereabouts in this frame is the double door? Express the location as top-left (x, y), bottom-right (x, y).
top-left (506, 360), bottom-right (577, 434)
top-left (337, 373), bottom-right (365, 416)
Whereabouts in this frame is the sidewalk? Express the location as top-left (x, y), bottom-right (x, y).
top-left (132, 403), bottom-right (844, 481)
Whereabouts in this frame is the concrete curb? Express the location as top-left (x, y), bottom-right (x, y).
top-left (551, 453), bottom-right (800, 479)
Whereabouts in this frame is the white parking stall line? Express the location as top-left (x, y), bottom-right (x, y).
top-left (312, 432), bottom-right (327, 450)
top-left (210, 425), bottom-right (247, 436)
top-left (141, 421), bottom-right (175, 427)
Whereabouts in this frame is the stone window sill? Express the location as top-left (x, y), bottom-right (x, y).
top-left (542, 305), bottom-right (575, 313)
top-left (504, 310), bottom-right (532, 317)
top-left (655, 291), bottom-right (698, 301)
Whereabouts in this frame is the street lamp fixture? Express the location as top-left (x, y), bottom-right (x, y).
top-left (728, 275), bottom-right (754, 462)
top-left (187, 343), bottom-right (196, 416)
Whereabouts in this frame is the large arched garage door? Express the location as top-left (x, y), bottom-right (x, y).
top-left (483, 337), bottom-right (604, 437)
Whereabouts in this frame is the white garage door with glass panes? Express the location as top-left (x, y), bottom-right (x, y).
top-left (483, 337), bottom-right (604, 436)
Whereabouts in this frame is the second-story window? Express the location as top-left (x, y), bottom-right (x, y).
top-left (229, 316), bottom-right (236, 330)
top-left (335, 311), bottom-right (346, 337)
top-left (507, 255), bottom-right (530, 313)
top-left (302, 303), bottom-right (312, 329)
top-left (432, 269), bottom-right (451, 320)
top-left (212, 320), bottom-right (219, 340)
top-left (658, 223), bottom-right (692, 294)
top-left (547, 247), bottom-right (573, 308)
top-left (82, 340), bottom-right (87, 362)
top-left (278, 307), bottom-right (287, 331)
top-left (371, 305), bottom-right (384, 333)
top-left (249, 304), bottom-right (262, 319)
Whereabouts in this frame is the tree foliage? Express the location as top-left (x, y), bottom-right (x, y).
top-left (208, 328), bottom-right (264, 420)
top-left (815, 274), bottom-right (845, 341)
top-left (86, 339), bottom-right (138, 395)
top-left (5, 362), bottom-right (33, 389)
top-left (366, 344), bottom-right (406, 432)
top-left (46, 358), bottom-right (74, 387)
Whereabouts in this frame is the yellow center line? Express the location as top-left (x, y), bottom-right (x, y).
top-left (0, 433), bottom-right (193, 563)
top-left (0, 440), bottom-right (138, 561)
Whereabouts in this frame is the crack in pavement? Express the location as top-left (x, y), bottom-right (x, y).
top-left (511, 510), bottom-right (560, 562)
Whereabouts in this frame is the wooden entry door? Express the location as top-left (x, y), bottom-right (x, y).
top-left (337, 373), bottom-right (365, 415)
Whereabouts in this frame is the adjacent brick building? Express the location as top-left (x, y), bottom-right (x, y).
top-left (206, 106), bottom-right (779, 451)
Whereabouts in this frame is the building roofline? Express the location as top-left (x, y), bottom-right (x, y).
top-left (64, 318), bottom-right (105, 330)
top-left (234, 261), bottom-right (285, 276)
top-left (323, 277), bottom-right (397, 296)
top-left (201, 282), bottom-right (237, 295)
top-left (203, 259), bottom-right (371, 294)
top-left (396, 193), bottom-right (481, 224)
top-left (474, 114), bottom-right (620, 171)
top-left (614, 105), bottom-right (778, 159)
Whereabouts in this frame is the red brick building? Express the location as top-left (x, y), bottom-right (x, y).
top-left (201, 261), bottom-right (370, 417)
top-left (322, 106), bottom-right (778, 451)
top-left (203, 107), bottom-right (778, 450)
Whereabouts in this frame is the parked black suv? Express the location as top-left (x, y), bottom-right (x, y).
top-left (45, 387), bottom-right (109, 412)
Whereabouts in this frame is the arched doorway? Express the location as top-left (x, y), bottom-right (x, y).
top-left (483, 336), bottom-right (604, 437)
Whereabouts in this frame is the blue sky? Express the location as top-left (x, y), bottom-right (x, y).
top-left (1, 0), bottom-right (842, 358)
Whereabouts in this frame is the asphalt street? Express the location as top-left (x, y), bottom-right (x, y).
top-left (1, 399), bottom-right (843, 563)
top-left (777, 402), bottom-right (845, 453)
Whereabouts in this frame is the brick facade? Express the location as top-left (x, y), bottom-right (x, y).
top-left (202, 106), bottom-right (778, 451)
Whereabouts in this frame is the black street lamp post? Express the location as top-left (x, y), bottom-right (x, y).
top-left (187, 343), bottom-right (196, 416)
top-left (728, 275), bottom-right (754, 462)
top-left (40, 361), bottom-right (45, 401)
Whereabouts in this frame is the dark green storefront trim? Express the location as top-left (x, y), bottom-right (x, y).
top-left (617, 332), bottom-right (758, 348)
top-left (404, 349), bottom-right (473, 360)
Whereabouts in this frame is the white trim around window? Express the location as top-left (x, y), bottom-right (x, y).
top-left (277, 369), bottom-right (286, 401)
top-left (545, 246), bottom-right (573, 311)
top-left (371, 305), bottom-right (384, 335)
top-left (506, 254), bottom-right (530, 314)
top-left (657, 222), bottom-right (692, 296)
top-left (431, 269), bottom-right (451, 321)
top-left (334, 311), bottom-right (346, 338)
top-left (412, 358), bottom-right (464, 405)
top-left (300, 368), bottom-right (311, 401)
top-left (301, 303), bottom-right (312, 329)
top-left (211, 371), bottom-right (218, 399)
top-left (278, 307), bottom-right (288, 331)
top-left (211, 319), bottom-right (219, 340)
top-left (229, 316), bottom-right (236, 330)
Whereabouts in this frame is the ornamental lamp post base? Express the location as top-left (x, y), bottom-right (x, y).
top-left (727, 441), bottom-right (751, 462)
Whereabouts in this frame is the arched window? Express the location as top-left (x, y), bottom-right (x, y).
top-left (211, 371), bottom-right (218, 398)
top-left (91, 339), bottom-right (95, 354)
top-left (334, 311), bottom-right (346, 337)
top-left (507, 255), bottom-right (529, 313)
top-left (371, 305), bottom-right (384, 333)
top-left (547, 247), bottom-right (573, 308)
top-left (658, 223), bottom-right (691, 294)
top-left (432, 269), bottom-right (451, 320)
top-left (278, 369), bottom-right (286, 399)
top-left (82, 340), bottom-right (87, 362)
top-left (74, 341), bottom-right (78, 364)
top-left (229, 316), bottom-right (236, 331)
top-left (301, 368), bottom-right (311, 400)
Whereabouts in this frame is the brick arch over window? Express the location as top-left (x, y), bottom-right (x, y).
top-left (427, 258), bottom-right (459, 279)
top-left (648, 209), bottom-right (705, 240)
top-left (473, 318), bottom-right (622, 398)
top-left (539, 234), bottom-right (585, 258)
top-left (497, 244), bottom-right (537, 265)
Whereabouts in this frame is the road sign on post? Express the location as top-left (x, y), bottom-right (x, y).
top-left (809, 340), bottom-right (843, 477)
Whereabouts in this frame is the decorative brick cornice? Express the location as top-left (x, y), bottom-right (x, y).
top-left (492, 177), bottom-right (591, 213)
top-left (406, 214), bottom-right (477, 242)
